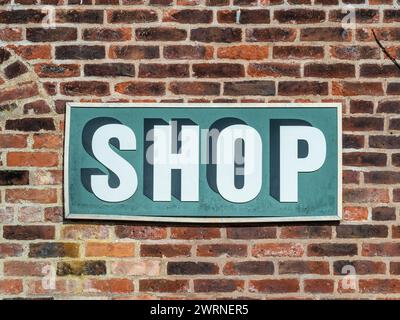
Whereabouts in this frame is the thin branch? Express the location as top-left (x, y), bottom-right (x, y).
top-left (372, 28), bottom-right (400, 71)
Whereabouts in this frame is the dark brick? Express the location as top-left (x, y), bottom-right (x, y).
top-left (167, 262), bottom-right (219, 275)
top-left (194, 279), bottom-right (244, 293)
top-left (274, 9), bottom-right (325, 24)
top-left (108, 10), bottom-right (158, 23)
top-left (308, 243), bottom-right (358, 256)
top-left (239, 9), bottom-right (270, 24)
top-left (57, 261), bottom-right (106, 276)
top-left (369, 136), bottom-right (400, 149)
top-left (136, 27), bottom-right (187, 41)
top-left (365, 171), bottom-right (400, 184)
top-left (343, 134), bottom-right (364, 149)
top-left (223, 261), bottom-right (274, 275)
top-left (0, 9), bottom-right (46, 23)
top-left (163, 9), bottom-right (212, 24)
top-left (109, 45), bottom-right (159, 59)
top-left (279, 261), bottom-right (329, 274)
top-left (333, 260), bottom-right (386, 275)
top-left (191, 28), bottom-right (242, 43)
top-left (26, 28), bottom-right (77, 42)
top-left (3, 225), bottom-right (55, 240)
top-left (246, 28), bottom-right (296, 42)
top-left (84, 63), bottom-right (135, 77)
top-left (5, 118), bottom-right (55, 132)
top-left (387, 82), bottom-right (400, 95)
top-left (372, 207), bottom-right (396, 221)
top-left (224, 81), bottom-right (275, 96)
top-left (343, 117), bottom-right (384, 131)
top-left (248, 63), bottom-right (300, 78)
top-left (140, 279), bottom-right (188, 293)
top-left (83, 28), bottom-right (131, 42)
top-left (56, 9), bottom-right (103, 23)
top-left (139, 64), bottom-right (189, 78)
top-left (278, 81), bottom-right (328, 95)
top-left (115, 82), bottom-right (166, 96)
top-left (280, 226), bottom-right (332, 239)
top-left (0, 171), bottom-right (29, 186)
top-left (197, 244), bottom-right (247, 257)
top-left (343, 152), bottom-right (387, 166)
top-left (164, 45), bottom-right (212, 60)
top-left (29, 243), bottom-right (80, 258)
top-left (4, 61), bottom-right (28, 80)
top-left (169, 82), bottom-right (220, 96)
top-left (360, 64), bottom-right (400, 78)
top-left (23, 100), bottom-right (51, 114)
top-left (140, 244), bottom-right (191, 257)
top-left (227, 227), bottom-right (276, 239)
top-left (304, 63), bottom-right (355, 78)
top-left (193, 63), bottom-right (244, 78)
top-left (301, 27), bottom-right (351, 41)
top-left (55, 45), bottom-right (105, 60)
top-left (336, 225), bottom-right (388, 238)
top-left (60, 81), bottom-right (110, 96)
top-left (350, 100), bottom-right (374, 114)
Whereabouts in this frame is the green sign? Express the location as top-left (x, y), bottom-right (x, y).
top-left (64, 103), bottom-right (341, 223)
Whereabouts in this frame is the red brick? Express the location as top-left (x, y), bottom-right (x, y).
top-left (278, 81), bottom-right (328, 96)
top-left (360, 280), bottom-right (400, 294)
top-left (34, 63), bottom-right (80, 78)
top-left (83, 28), bottom-right (132, 42)
top-left (136, 27), bottom-right (187, 41)
top-left (171, 227), bottom-right (220, 239)
top-left (249, 279), bottom-right (299, 293)
top-left (279, 261), bottom-right (329, 274)
top-left (140, 280), bottom-right (189, 293)
top-left (248, 63), bottom-right (300, 77)
top-left (109, 45), bottom-right (159, 59)
top-left (115, 226), bottom-right (167, 240)
top-left (217, 45), bottom-right (268, 60)
top-left (343, 152), bottom-right (386, 167)
top-left (191, 28), bottom-right (242, 43)
top-left (330, 45), bottom-right (379, 60)
top-left (0, 280), bottom-right (23, 295)
top-left (23, 100), bottom-right (51, 115)
top-left (60, 81), bottom-right (110, 96)
top-left (252, 243), bottom-right (304, 257)
top-left (274, 9), bottom-right (325, 24)
top-left (0, 82), bottom-right (39, 104)
top-left (343, 206), bottom-right (368, 221)
top-left (163, 9), bottom-right (212, 23)
top-left (273, 46), bottom-right (324, 59)
top-left (169, 82), bottom-right (220, 96)
top-left (344, 188), bottom-right (389, 203)
top-left (4, 261), bottom-right (50, 276)
top-left (301, 27), bottom-right (351, 41)
top-left (362, 243), bottom-right (400, 256)
top-left (197, 244), bottom-right (247, 257)
top-left (280, 226), bottom-right (332, 239)
top-left (0, 28), bottom-right (23, 41)
top-left (0, 134), bottom-right (27, 148)
top-left (194, 279), bottom-right (244, 292)
top-left (334, 260), bottom-right (386, 275)
top-left (141, 244), bottom-right (191, 257)
top-left (85, 242), bottom-right (135, 257)
top-left (305, 63), bottom-right (355, 78)
top-left (108, 10), bottom-right (158, 23)
top-left (304, 279), bottom-right (334, 293)
top-left (227, 227), bottom-right (276, 239)
top-left (84, 279), bottom-right (134, 294)
top-left (246, 28), bottom-right (296, 42)
top-left (223, 261), bottom-right (274, 275)
top-left (5, 189), bottom-right (57, 204)
top-left (7, 152), bottom-right (58, 167)
top-left (0, 244), bottom-right (23, 258)
top-left (115, 81), bottom-right (165, 96)
top-left (308, 243), bottom-right (358, 256)
top-left (3, 225), bottom-right (55, 240)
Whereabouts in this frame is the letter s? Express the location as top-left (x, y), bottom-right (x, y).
top-left (91, 124), bottom-right (137, 202)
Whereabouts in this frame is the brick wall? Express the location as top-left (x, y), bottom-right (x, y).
top-left (0, 0), bottom-right (400, 299)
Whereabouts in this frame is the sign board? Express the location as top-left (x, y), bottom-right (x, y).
top-left (64, 103), bottom-right (341, 223)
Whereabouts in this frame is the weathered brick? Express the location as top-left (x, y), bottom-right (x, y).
top-left (360, 64), bottom-right (400, 78)
top-left (29, 243), bottom-right (80, 258)
top-left (108, 10), bottom-right (158, 23)
top-left (24, 100), bottom-right (51, 114)
top-left (60, 81), bottom-right (110, 96)
top-left (369, 136), bottom-right (400, 149)
top-left (171, 227), bottom-right (220, 239)
top-left (274, 9), bottom-right (325, 24)
top-left (308, 243), bottom-right (358, 256)
top-left (329, 9), bottom-right (379, 23)
top-left (4, 261), bottom-right (49, 277)
top-left (343, 117), bottom-right (384, 131)
top-left (7, 152), bottom-right (58, 167)
top-left (273, 46), bottom-right (324, 59)
top-left (330, 45), bottom-right (379, 60)
top-left (336, 225), bottom-right (388, 238)
top-left (227, 227), bottom-right (276, 239)
top-left (141, 244), bottom-right (191, 257)
top-left (167, 262), bottom-right (219, 275)
top-left (248, 63), bottom-right (300, 77)
top-left (83, 28), bottom-right (132, 42)
top-left (197, 244), bottom-right (247, 257)
top-left (343, 171), bottom-right (360, 184)
top-left (193, 63), bottom-right (244, 78)
top-left (85, 242), bottom-right (135, 257)
top-left (240, 9), bottom-right (270, 24)
top-left (304, 279), bottom-right (334, 294)
top-left (343, 152), bottom-right (386, 167)
top-left (224, 81), bottom-right (275, 96)
top-left (111, 260), bottom-right (160, 276)
top-left (6, 189), bottom-right (57, 204)
top-left (5, 118), bottom-right (55, 132)
top-left (301, 27), bottom-right (351, 41)
top-left (33, 134), bottom-right (63, 149)
top-left (344, 188), bottom-right (389, 203)
top-left (0, 28), bottom-right (23, 41)
top-left (140, 279), bottom-right (189, 293)
top-left (115, 226), bottom-right (167, 239)
top-left (249, 279), bottom-right (299, 293)
top-left (4, 61), bottom-right (28, 79)
top-left (57, 260), bottom-right (106, 276)
top-left (115, 81), bottom-right (165, 96)
top-left (55, 45), bottom-right (105, 60)
top-left (343, 135), bottom-right (365, 149)
top-left (56, 9), bottom-right (103, 23)
top-left (0, 171), bottom-right (29, 186)
top-left (372, 207), bottom-right (396, 221)
top-left (0, 280), bottom-right (23, 295)
top-left (136, 27), bottom-right (187, 41)
top-left (27, 28), bottom-right (77, 42)
top-left (333, 260), bottom-right (386, 275)
top-left (163, 9), bottom-right (212, 23)
top-left (384, 10), bottom-right (400, 22)
top-left (0, 9), bottom-right (46, 23)
top-left (34, 63), bottom-right (80, 78)
top-left (191, 28), bottom-right (241, 43)
top-left (387, 82), bottom-right (400, 95)
top-left (61, 225), bottom-right (109, 240)
top-left (390, 262), bottom-right (400, 275)
top-left (246, 28), bottom-right (296, 42)
top-left (278, 81), bottom-right (328, 96)
top-left (84, 63), bottom-right (135, 77)
top-left (360, 280), bottom-right (400, 294)
top-left (280, 226), bottom-right (332, 239)
top-left (139, 64), bottom-right (189, 78)
top-left (305, 63), bottom-right (355, 78)
top-left (169, 82), bottom-right (220, 96)
top-left (362, 243), bottom-right (400, 256)
top-left (0, 244), bottom-right (23, 259)
top-left (84, 279), bottom-right (134, 294)
top-left (109, 45), bottom-right (159, 59)
top-left (343, 206), bottom-right (368, 221)
top-left (279, 261), bottom-right (329, 275)
top-left (223, 261), bottom-right (274, 275)
top-left (0, 83), bottom-right (39, 104)
top-left (3, 225), bottom-right (55, 240)
top-left (194, 279), bottom-right (244, 292)
top-left (252, 243), bottom-right (304, 257)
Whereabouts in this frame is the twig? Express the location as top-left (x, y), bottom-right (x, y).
top-left (372, 28), bottom-right (400, 71)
